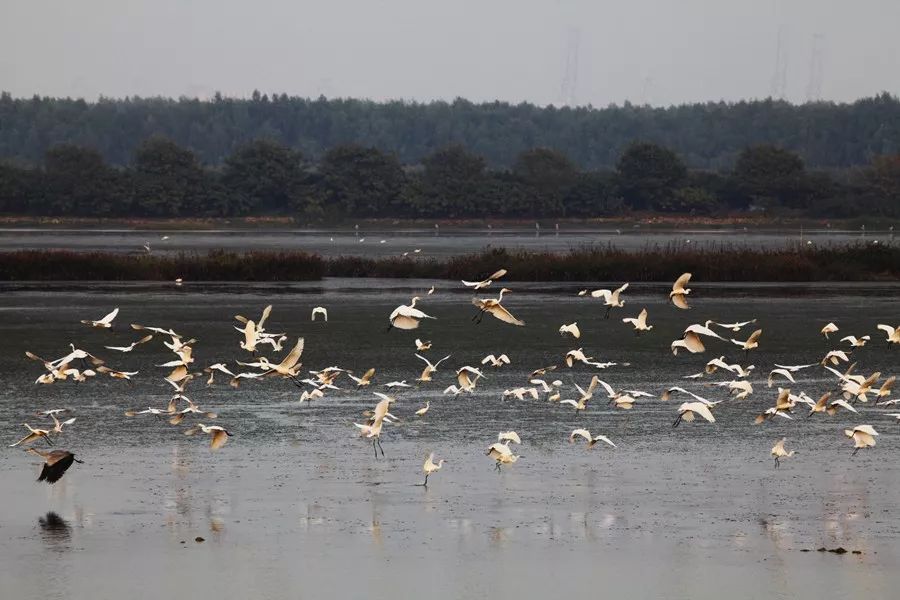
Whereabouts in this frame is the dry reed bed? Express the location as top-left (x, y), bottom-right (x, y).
top-left (0, 244), bottom-right (897, 282)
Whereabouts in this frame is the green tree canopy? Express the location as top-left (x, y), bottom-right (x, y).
top-left (222, 139), bottom-right (307, 214)
top-left (318, 144), bottom-right (405, 217)
top-left (732, 145), bottom-right (808, 209)
top-left (616, 142), bottom-right (687, 210)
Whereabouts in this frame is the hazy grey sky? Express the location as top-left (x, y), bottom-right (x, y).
top-left (2, 0), bottom-right (898, 106)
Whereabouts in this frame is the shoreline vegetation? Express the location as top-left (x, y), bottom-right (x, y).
top-left (1, 245), bottom-right (897, 282)
top-left (0, 215), bottom-right (897, 230)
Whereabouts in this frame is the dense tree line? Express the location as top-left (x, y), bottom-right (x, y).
top-left (1, 92), bottom-right (900, 170)
top-left (0, 137), bottom-right (898, 219)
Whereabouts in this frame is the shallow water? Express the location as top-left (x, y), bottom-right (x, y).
top-left (0, 226), bottom-right (894, 256)
top-left (1, 280), bottom-right (898, 599)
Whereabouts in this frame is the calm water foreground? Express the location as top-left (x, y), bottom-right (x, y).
top-left (1, 279), bottom-right (899, 599)
top-left (0, 225), bottom-right (895, 257)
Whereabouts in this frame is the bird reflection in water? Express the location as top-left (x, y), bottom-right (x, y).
top-left (38, 512), bottom-right (72, 550)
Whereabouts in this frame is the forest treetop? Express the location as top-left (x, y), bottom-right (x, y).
top-left (1, 91), bottom-right (899, 169)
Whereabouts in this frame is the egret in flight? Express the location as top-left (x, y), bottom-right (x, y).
top-left (462, 268), bottom-right (508, 290)
top-left (670, 273), bottom-right (692, 309)
top-left (472, 288), bottom-right (525, 326)
top-left (845, 425), bottom-right (878, 455)
top-left (388, 297), bottom-right (435, 331)
top-left (622, 308), bottom-right (652, 333)
top-left (184, 424), bottom-right (233, 450)
top-left (25, 448), bottom-right (83, 483)
top-left (568, 429), bottom-right (616, 449)
top-left (81, 307), bottom-right (119, 329)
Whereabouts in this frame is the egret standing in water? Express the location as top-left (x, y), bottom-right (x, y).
top-left (771, 438), bottom-right (795, 468)
top-left (418, 453), bottom-right (445, 486)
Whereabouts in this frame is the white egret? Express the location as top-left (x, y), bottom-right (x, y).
top-left (673, 402), bottom-right (716, 426)
top-left (821, 322), bottom-right (839, 339)
top-left (731, 329), bottom-right (763, 355)
top-left (710, 319), bottom-right (757, 332)
top-left (568, 429), bottom-right (616, 448)
top-left (481, 354), bottom-right (511, 368)
top-left (388, 297), bottom-right (435, 331)
top-left (105, 334), bottom-right (153, 353)
top-left (771, 438), bottom-right (795, 468)
top-left (10, 424), bottom-right (53, 447)
top-left (622, 308), bottom-right (652, 332)
top-left (456, 366), bottom-right (485, 392)
top-left (81, 307), bottom-right (119, 329)
top-left (419, 453), bottom-right (445, 486)
top-left (588, 283), bottom-right (629, 318)
top-left (472, 288), bottom-right (524, 326)
top-left (841, 335), bottom-right (870, 348)
top-left (184, 424), bottom-right (233, 450)
top-left (462, 269), bottom-right (508, 290)
top-left (670, 272), bottom-right (692, 309)
top-left (416, 354), bottom-right (451, 381)
top-left (845, 425), bottom-right (878, 455)
top-left (348, 367), bottom-right (376, 387)
top-left (876, 324), bottom-right (899, 344)
top-left (559, 323), bottom-right (581, 338)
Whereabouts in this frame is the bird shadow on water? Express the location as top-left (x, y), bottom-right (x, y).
top-left (37, 511), bottom-right (72, 550)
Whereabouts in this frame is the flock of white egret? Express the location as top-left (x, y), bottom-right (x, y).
top-left (13, 268), bottom-right (900, 487)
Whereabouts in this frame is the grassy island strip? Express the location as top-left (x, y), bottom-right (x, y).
top-left (0, 245), bottom-right (897, 283)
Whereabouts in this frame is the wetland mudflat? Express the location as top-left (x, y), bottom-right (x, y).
top-left (1, 281), bottom-right (898, 599)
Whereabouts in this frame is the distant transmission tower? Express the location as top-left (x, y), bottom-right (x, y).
top-left (770, 26), bottom-right (789, 99)
top-left (806, 33), bottom-right (825, 102)
top-left (559, 28), bottom-right (581, 106)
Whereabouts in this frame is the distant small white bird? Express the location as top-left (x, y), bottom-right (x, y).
top-left (81, 307), bottom-right (119, 329)
top-left (559, 323), bottom-right (581, 339)
top-left (311, 307), bottom-right (328, 322)
top-left (415, 402), bottom-right (430, 416)
top-left (415, 338), bottom-right (432, 351)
